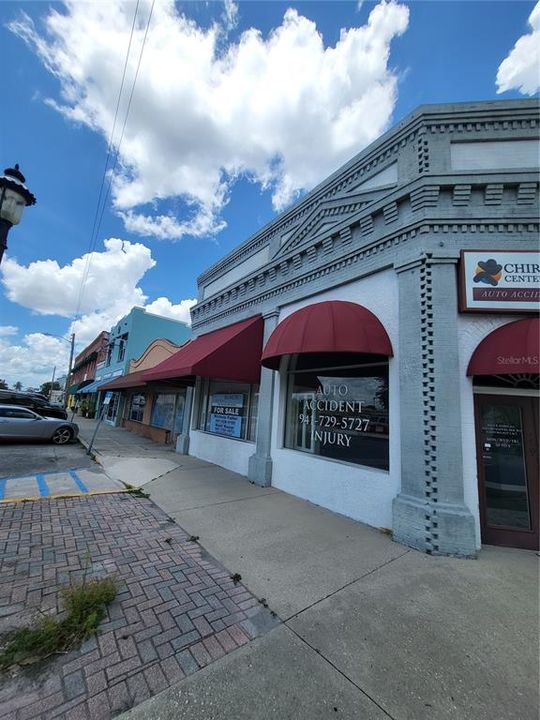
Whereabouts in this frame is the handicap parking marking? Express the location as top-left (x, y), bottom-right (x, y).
top-left (0, 467), bottom-right (127, 503)
top-left (69, 469), bottom-right (89, 494)
top-left (36, 473), bottom-right (50, 497)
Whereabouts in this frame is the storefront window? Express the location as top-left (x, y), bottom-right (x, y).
top-left (174, 394), bottom-right (186, 434)
top-left (151, 394), bottom-right (177, 430)
top-left (105, 392), bottom-right (119, 421)
top-left (285, 359), bottom-right (389, 470)
top-left (199, 380), bottom-right (259, 441)
top-left (129, 394), bottom-right (145, 422)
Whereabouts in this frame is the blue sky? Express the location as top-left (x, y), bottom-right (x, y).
top-left (0, 0), bottom-right (538, 387)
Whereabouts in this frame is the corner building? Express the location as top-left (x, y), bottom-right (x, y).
top-left (148, 100), bottom-right (539, 556)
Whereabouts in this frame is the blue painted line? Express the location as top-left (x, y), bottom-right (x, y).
top-left (69, 469), bottom-right (89, 494)
top-left (0, 478), bottom-right (6, 500)
top-left (36, 474), bottom-right (50, 497)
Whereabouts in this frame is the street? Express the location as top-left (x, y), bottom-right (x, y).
top-left (0, 439), bottom-right (126, 501)
top-left (0, 439), bottom-right (94, 480)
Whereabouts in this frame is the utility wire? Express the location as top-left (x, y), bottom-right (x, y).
top-left (88, 0), bottom-right (156, 269)
top-left (75, 0), bottom-right (155, 318)
top-left (75, 0), bottom-right (141, 318)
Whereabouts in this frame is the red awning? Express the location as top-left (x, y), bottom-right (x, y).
top-left (143, 315), bottom-right (263, 385)
top-left (467, 318), bottom-right (540, 376)
top-left (99, 370), bottom-right (148, 391)
top-left (261, 300), bottom-right (393, 369)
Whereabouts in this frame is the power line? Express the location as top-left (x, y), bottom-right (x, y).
top-left (88, 0), bottom-right (156, 272)
top-left (75, 0), bottom-right (141, 318)
top-left (75, 0), bottom-right (156, 319)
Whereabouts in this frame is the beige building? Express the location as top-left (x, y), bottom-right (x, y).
top-left (100, 338), bottom-right (189, 444)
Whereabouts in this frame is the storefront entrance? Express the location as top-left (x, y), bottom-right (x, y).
top-left (474, 394), bottom-right (539, 550)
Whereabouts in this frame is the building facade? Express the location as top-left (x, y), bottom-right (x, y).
top-left (66, 331), bottom-right (109, 408)
top-left (77, 307), bottom-right (191, 425)
top-left (100, 338), bottom-right (189, 444)
top-left (144, 100), bottom-right (539, 556)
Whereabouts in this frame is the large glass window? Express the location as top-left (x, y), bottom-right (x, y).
top-left (285, 359), bottom-right (389, 470)
top-left (118, 335), bottom-right (128, 362)
top-left (199, 380), bottom-right (259, 441)
top-left (151, 394), bottom-right (177, 430)
top-left (129, 394), bottom-right (146, 422)
top-left (105, 392), bottom-right (120, 421)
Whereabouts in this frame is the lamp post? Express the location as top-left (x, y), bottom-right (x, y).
top-left (43, 332), bottom-right (75, 407)
top-left (0, 165), bottom-right (36, 265)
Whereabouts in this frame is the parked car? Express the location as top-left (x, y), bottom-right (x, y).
top-left (0, 390), bottom-right (67, 420)
top-left (0, 405), bottom-right (78, 444)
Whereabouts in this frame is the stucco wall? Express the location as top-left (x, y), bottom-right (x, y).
top-left (189, 430), bottom-right (255, 476)
top-left (270, 270), bottom-right (401, 531)
top-left (129, 339), bottom-right (182, 372)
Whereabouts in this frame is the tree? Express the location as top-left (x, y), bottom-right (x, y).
top-left (14, 381), bottom-right (22, 391)
top-left (0, 379), bottom-right (8, 390)
top-left (40, 381), bottom-right (62, 396)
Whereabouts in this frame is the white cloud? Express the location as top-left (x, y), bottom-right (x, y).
top-left (0, 333), bottom-right (70, 389)
top-left (9, 1), bottom-right (409, 240)
top-left (1, 238), bottom-right (153, 319)
top-left (0, 238), bottom-right (196, 387)
top-left (223, 0), bottom-right (239, 32)
top-left (144, 297), bottom-right (197, 325)
top-left (496, 1), bottom-right (540, 95)
top-left (0, 325), bottom-right (18, 336)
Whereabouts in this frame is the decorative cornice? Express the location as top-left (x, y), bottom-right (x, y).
top-left (517, 182), bottom-right (538, 204)
top-left (198, 101), bottom-right (539, 288)
top-left (192, 216), bottom-right (539, 331)
top-left (452, 185), bottom-right (471, 206)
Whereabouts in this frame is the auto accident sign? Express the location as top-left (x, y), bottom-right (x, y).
top-left (460, 250), bottom-right (540, 313)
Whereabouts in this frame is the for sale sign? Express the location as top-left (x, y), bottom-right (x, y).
top-left (208, 393), bottom-right (244, 438)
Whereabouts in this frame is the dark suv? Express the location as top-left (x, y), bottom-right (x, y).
top-left (0, 390), bottom-right (68, 420)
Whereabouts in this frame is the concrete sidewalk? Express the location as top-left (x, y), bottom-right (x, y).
top-left (76, 420), bottom-right (539, 719)
top-left (76, 416), bottom-right (185, 487)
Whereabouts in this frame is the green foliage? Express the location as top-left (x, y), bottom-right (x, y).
top-left (0, 577), bottom-right (117, 670)
top-left (62, 577), bottom-right (117, 627)
top-left (40, 381), bottom-right (62, 396)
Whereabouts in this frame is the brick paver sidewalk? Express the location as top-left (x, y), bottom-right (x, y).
top-left (0, 494), bottom-right (277, 719)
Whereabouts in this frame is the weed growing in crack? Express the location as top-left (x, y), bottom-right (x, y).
top-left (0, 577), bottom-right (117, 670)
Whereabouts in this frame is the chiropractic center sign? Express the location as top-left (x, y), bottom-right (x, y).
top-left (460, 250), bottom-right (540, 312)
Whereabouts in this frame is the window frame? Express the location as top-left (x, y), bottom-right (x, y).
top-left (283, 358), bottom-right (390, 472)
top-left (2, 407), bottom-right (39, 419)
top-left (150, 391), bottom-right (186, 433)
top-left (128, 393), bottom-right (146, 423)
top-left (198, 378), bottom-right (259, 442)
top-left (117, 335), bottom-right (128, 362)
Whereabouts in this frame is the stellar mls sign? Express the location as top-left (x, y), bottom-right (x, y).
top-left (459, 250), bottom-right (540, 313)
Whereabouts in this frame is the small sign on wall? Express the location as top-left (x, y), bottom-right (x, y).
top-left (208, 393), bottom-right (244, 438)
top-left (459, 250), bottom-right (540, 313)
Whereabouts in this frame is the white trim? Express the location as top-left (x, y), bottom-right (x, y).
top-left (473, 386), bottom-right (539, 397)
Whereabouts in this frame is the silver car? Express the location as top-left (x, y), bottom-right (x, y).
top-left (0, 404), bottom-right (79, 445)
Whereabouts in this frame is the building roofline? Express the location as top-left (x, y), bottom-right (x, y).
top-left (197, 98), bottom-right (540, 286)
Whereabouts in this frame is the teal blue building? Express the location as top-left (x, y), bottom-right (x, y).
top-left (79, 307), bottom-right (191, 425)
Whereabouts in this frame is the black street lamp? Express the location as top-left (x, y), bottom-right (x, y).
top-left (0, 164), bottom-right (36, 265)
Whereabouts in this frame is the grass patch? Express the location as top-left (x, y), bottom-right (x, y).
top-left (0, 577), bottom-right (117, 671)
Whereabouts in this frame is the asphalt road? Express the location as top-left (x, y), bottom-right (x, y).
top-left (0, 438), bottom-right (95, 479)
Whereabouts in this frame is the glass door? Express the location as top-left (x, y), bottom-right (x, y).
top-left (475, 395), bottom-right (539, 550)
